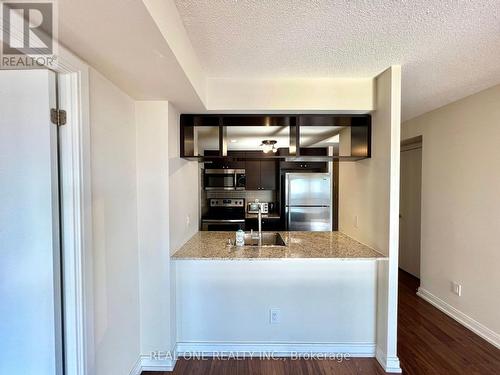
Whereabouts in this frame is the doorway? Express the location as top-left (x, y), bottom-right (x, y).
top-left (0, 70), bottom-right (63, 374)
top-left (399, 136), bottom-right (423, 280)
top-left (0, 61), bottom-right (91, 375)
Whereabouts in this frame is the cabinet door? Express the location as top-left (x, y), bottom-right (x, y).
top-left (278, 147), bottom-right (327, 171)
top-left (245, 218), bottom-right (282, 231)
top-left (260, 160), bottom-right (277, 190)
top-left (245, 160), bottom-right (261, 190)
top-left (299, 148), bottom-right (328, 171)
top-left (262, 218), bottom-right (282, 231)
top-left (227, 151), bottom-right (246, 169)
top-left (245, 219), bottom-right (258, 231)
top-left (203, 150), bottom-right (223, 169)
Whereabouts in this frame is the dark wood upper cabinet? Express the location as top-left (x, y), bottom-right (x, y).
top-left (260, 160), bottom-right (277, 190)
top-left (204, 150), bottom-right (276, 188)
top-left (298, 115), bottom-right (353, 127)
top-left (228, 151), bottom-right (246, 169)
top-left (279, 147), bottom-right (328, 172)
top-left (223, 115), bottom-right (293, 127)
top-left (180, 114), bottom-right (371, 161)
top-left (204, 150), bottom-right (245, 169)
top-left (245, 151), bottom-right (277, 190)
top-left (245, 159), bottom-right (261, 190)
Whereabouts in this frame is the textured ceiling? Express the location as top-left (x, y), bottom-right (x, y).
top-left (175, 0), bottom-right (500, 120)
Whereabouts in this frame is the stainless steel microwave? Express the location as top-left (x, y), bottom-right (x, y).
top-left (204, 169), bottom-right (246, 190)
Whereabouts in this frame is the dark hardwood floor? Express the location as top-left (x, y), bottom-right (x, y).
top-left (147, 357), bottom-right (387, 375)
top-left (397, 270), bottom-right (500, 374)
top-left (143, 270), bottom-right (500, 374)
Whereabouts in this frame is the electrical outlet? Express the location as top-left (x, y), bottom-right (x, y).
top-left (269, 308), bottom-right (280, 324)
top-left (186, 215), bottom-right (190, 226)
top-left (452, 282), bottom-right (462, 296)
top-left (354, 215), bottom-right (359, 228)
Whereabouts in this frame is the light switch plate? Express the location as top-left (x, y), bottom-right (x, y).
top-left (452, 282), bottom-right (462, 296)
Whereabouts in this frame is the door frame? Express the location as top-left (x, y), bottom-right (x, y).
top-left (399, 136), bottom-right (423, 279)
top-left (52, 46), bottom-right (94, 375)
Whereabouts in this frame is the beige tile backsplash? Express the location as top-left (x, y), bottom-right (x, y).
top-left (206, 190), bottom-right (276, 203)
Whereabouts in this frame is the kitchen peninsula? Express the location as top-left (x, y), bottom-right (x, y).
top-left (174, 89), bottom-right (402, 373)
top-left (173, 230), bottom-right (385, 358)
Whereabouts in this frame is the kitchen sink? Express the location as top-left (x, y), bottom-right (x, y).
top-left (243, 232), bottom-right (286, 247)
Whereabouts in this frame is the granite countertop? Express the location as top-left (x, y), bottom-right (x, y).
top-left (171, 231), bottom-right (385, 260)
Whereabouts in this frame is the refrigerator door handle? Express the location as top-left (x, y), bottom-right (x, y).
top-left (287, 205), bottom-right (331, 208)
top-left (286, 174), bottom-right (291, 230)
top-left (286, 206), bottom-right (290, 231)
top-left (285, 174), bottom-right (289, 207)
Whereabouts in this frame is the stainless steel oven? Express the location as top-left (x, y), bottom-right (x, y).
top-left (204, 169), bottom-right (246, 190)
top-left (201, 198), bottom-right (246, 231)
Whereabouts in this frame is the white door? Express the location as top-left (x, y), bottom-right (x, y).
top-left (399, 144), bottom-right (422, 278)
top-left (0, 70), bottom-right (63, 375)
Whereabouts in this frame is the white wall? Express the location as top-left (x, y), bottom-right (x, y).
top-left (135, 101), bottom-right (173, 358)
top-left (207, 78), bottom-right (373, 112)
top-left (89, 76), bottom-right (199, 374)
top-left (167, 103), bottom-right (199, 356)
top-left (339, 67), bottom-right (402, 372)
top-left (135, 101), bottom-right (199, 369)
top-left (403, 84), bottom-right (500, 345)
top-left (176, 259), bottom-right (377, 355)
top-left (339, 75), bottom-right (393, 253)
top-left (89, 68), bottom-right (141, 375)
top-left (168, 103), bottom-right (199, 254)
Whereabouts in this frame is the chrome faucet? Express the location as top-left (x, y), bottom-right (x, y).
top-left (257, 201), bottom-right (262, 240)
top-left (250, 199), bottom-right (263, 242)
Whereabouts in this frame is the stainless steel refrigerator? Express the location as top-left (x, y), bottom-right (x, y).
top-left (285, 173), bottom-right (332, 231)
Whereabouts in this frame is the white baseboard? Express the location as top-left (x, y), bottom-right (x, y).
top-left (129, 342), bottom-right (377, 373)
top-left (176, 341), bottom-right (376, 357)
top-left (129, 353), bottom-right (177, 374)
top-left (375, 347), bottom-right (402, 373)
top-left (129, 357), bottom-right (142, 375)
top-left (417, 287), bottom-right (500, 349)
top-left (140, 354), bottom-right (176, 372)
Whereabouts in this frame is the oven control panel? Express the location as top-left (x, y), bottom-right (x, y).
top-left (209, 198), bottom-right (245, 208)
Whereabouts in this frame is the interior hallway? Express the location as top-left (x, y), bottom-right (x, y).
top-left (144, 270), bottom-right (500, 374)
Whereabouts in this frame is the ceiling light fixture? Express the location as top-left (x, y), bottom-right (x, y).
top-left (230, 139), bottom-right (237, 143)
top-left (261, 139), bottom-right (278, 153)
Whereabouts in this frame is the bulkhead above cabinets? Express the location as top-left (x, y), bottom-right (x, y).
top-left (180, 114), bottom-right (371, 162)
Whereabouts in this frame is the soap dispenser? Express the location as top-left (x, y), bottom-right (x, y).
top-left (235, 228), bottom-right (245, 247)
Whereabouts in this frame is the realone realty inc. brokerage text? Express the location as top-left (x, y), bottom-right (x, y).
top-left (151, 351), bottom-right (352, 362)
